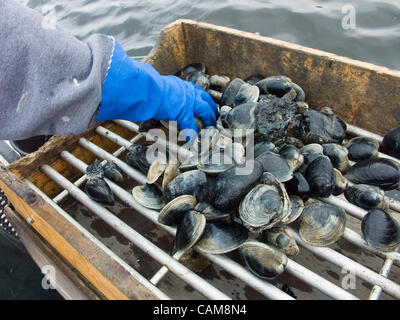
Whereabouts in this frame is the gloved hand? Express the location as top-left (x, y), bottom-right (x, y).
top-left (97, 39), bottom-right (218, 139)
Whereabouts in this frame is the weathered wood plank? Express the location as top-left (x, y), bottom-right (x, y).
top-left (0, 165), bottom-right (160, 300)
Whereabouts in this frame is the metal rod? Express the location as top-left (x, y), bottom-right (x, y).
top-left (291, 230), bottom-right (400, 299)
top-left (24, 179), bottom-right (170, 300)
top-left (285, 259), bottom-right (358, 300)
top-left (150, 251), bottom-right (185, 285)
top-left (61, 151), bottom-right (294, 300)
top-left (369, 258), bottom-right (394, 300)
top-left (78, 138), bottom-right (147, 184)
top-left (346, 123), bottom-right (383, 143)
top-left (41, 164), bottom-right (231, 300)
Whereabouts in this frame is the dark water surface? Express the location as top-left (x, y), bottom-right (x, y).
top-left (22, 0), bottom-right (400, 70)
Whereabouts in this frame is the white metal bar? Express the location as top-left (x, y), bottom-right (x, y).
top-left (41, 164), bottom-right (231, 300)
top-left (291, 230), bottom-right (400, 299)
top-left (369, 258), bottom-right (394, 300)
top-left (61, 151), bottom-right (294, 300)
top-left (78, 138), bottom-right (147, 184)
top-left (285, 259), bottom-right (358, 300)
top-left (150, 251), bottom-right (185, 285)
top-left (346, 123), bottom-right (383, 143)
top-left (24, 179), bottom-right (170, 300)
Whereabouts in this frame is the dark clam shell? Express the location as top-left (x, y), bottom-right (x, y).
top-left (382, 125), bottom-right (400, 159)
top-left (209, 160), bottom-right (263, 211)
top-left (220, 78), bottom-right (245, 107)
top-left (253, 141), bottom-right (277, 158)
top-left (179, 63), bottom-right (206, 77)
top-left (132, 183), bottom-right (165, 210)
top-left (256, 151), bottom-right (293, 182)
top-left (279, 144), bottom-right (304, 171)
top-left (224, 102), bottom-right (258, 135)
top-left (239, 240), bottom-right (288, 279)
top-left (244, 74), bottom-right (265, 85)
top-left (347, 158), bottom-right (400, 190)
top-left (195, 220), bottom-right (249, 254)
top-left (263, 227), bottom-right (299, 256)
top-left (185, 71), bottom-right (210, 91)
top-left (333, 168), bottom-right (348, 196)
top-left (361, 208), bottom-right (400, 252)
top-left (285, 172), bottom-right (310, 201)
top-left (305, 155), bottom-right (335, 198)
top-left (299, 143), bottom-right (323, 173)
top-left (174, 210), bottom-right (206, 255)
top-left (209, 74), bottom-right (230, 92)
top-left (344, 184), bottom-right (388, 211)
top-left (346, 137), bottom-right (379, 162)
top-left (299, 109), bottom-right (347, 145)
top-left (197, 151), bottom-right (235, 175)
top-left (85, 177), bottom-right (114, 205)
top-left (158, 195), bottom-right (197, 227)
top-left (126, 144), bottom-right (150, 174)
top-left (233, 83), bottom-right (259, 107)
top-left (292, 83), bottom-right (305, 102)
top-left (255, 75), bottom-right (295, 98)
top-left (194, 202), bottom-right (230, 221)
top-left (163, 170), bottom-right (208, 202)
top-left (322, 143), bottom-right (349, 174)
top-left (103, 162), bottom-right (123, 183)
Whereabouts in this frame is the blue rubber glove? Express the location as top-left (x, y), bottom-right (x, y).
top-left (97, 39), bottom-right (218, 140)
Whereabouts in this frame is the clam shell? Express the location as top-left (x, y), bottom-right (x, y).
top-left (158, 195), bottom-right (197, 226)
top-left (280, 195), bottom-right (304, 225)
top-left (210, 74), bottom-right (230, 91)
top-left (279, 144), bottom-right (304, 171)
top-left (195, 220), bottom-right (249, 254)
top-left (263, 227), bottom-right (299, 256)
top-left (239, 240), bottom-right (288, 279)
top-left (255, 75), bottom-right (295, 98)
top-left (132, 183), bottom-right (165, 210)
top-left (257, 151), bottom-right (293, 182)
top-left (162, 162), bottom-right (178, 190)
top-left (224, 102), bottom-right (258, 137)
top-left (299, 202), bottom-right (346, 247)
top-left (305, 155), bottom-right (335, 198)
top-left (253, 141), bottom-right (277, 158)
top-left (382, 125), bottom-right (400, 159)
top-left (344, 184), bottom-right (389, 211)
top-left (361, 208), bottom-right (400, 252)
top-left (244, 74), bottom-right (264, 85)
top-left (163, 170), bottom-right (208, 202)
top-left (147, 157), bottom-right (168, 184)
top-left (239, 180), bottom-right (291, 232)
top-left (299, 109), bottom-right (347, 145)
top-left (346, 137), bottom-right (380, 162)
top-left (333, 168), bottom-right (348, 196)
top-left (347, 158), bottom-right (400, 190)
top-left (285, 172), bottom-right (310, 202)
top-left (322, 143), bottom-right (349, 174)
top-left (220, 78), bottom-right (245, 107)
top-left (194, 202), bottom-right (230, 221)
top-left (209, 160), bottom-right (263, 211)
top-left (103, 161), bottom-right (123, 183)
top-left (179, 155), bottom-right (201, 172)
top-left (180, 63), bottom-right (206, 77)
top-left (185, 71), bottom-right (210, 91)
top-left (126, 144), bottom-right (150, 174)
top-left (85, 177), bottom-right (114, 205)
top-left (197, 151), bottom-right (235, 175)
top-left (233, 83), bottom-right (259, 107)
top-left (174, 210), bottom-right (206, 255)
top-left (292, 83), bottom-right (305, 102)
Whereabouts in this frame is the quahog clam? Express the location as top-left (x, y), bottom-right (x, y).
top-left (103, 161), bottom-right (123, 183)
top-left (305, 155), bottom-right (335, 198)
top-left (239, 239), bottom-right (288, 280)
top-left (333, 168), bottom-right (348, 196)
top-left (163, 170), bottom-right (208, 202)
top-left (299, 202), bottom-right (346, 247)
top-left (361, 208), bottom-right (400, 252)
top-left (279, 144), bottom-right (304, 171)
top-left (195, 220), bottom-right (249, 254)
top-left (346, 137), bottom-right (380, 162)
top-left (346, 158), bottom-right (400, 190)
top-left (132, 183), bottom-right (165, 210)
top-left (174, 210), bottom-right (206, 255)
top-left (382, 124), bottom-right (400, 159)
top-left (322, 143), bottom-right (349, 174)
top-left (194, 202), bottom-right (230, 221)
top-left (256, 151), bottom-right (293, 182)
top-left (263, 227), bottom-right (299, 256)
top-left (126, 144), bottom-right (151, 174)
top-left (158, 195), bottom-right (197, 227)
top-left (220, 78), bottom-right (245, 107)
top-left (344, 184), bottom-right (389, 211)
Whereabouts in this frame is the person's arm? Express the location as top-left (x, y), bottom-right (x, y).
top-left (0, 1), bottom-right (217, 141)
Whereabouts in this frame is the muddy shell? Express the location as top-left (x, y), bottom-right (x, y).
top-left (279, 144), bottom-right (304, 171)
top-left (85, 178), bottom-right (114, 205)
top-left (103, 162), bottom-right (123, 183)
top-left (233, 83), bottom-right (259, 107)
top-left (344, 184), bottom-right (389, 211)
top-left (194, 202), bottom-right (230, 221)
top-left (163, 170), bottom-right (209, 202)
top-left (322, 143), bottom-right (349, 174)
top-left (126, 144), bottom-right (150, 174)
top-left (256, 151), bottom-right (293, 182)
top-left (263, 227), bottom-right (299, 256)
top-left (220, 78), bottom-right (245, 107)
top-left (185, 71), bottom-right (210, 91)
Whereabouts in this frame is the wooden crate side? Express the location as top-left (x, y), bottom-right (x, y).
top-left (169, 20), bottom-right (400, 136)
top-left (0, 166), bottom-right (159, 300)
top-left (9, 122), bottom-right (135, 196)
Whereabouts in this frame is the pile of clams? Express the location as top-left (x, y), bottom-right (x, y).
top-left (85, 62), bottom-right (400, 283)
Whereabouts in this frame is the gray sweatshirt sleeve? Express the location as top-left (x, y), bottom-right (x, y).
top-left (0, 0), bottom-right (115, 140)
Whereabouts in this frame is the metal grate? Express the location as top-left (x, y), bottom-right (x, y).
top-left (19, 119), bottom-right (400, 300)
